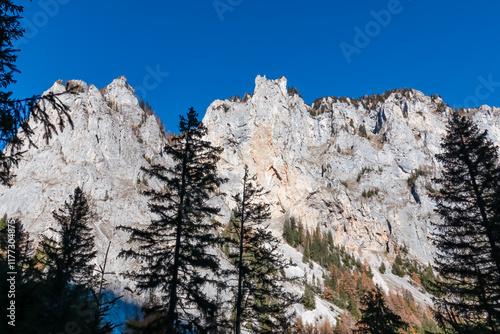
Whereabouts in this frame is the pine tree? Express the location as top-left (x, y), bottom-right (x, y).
top-left (354, 286), bottom-right (408, 334)
top-left (432, 111), bottom-right (500, 333)
top-left (302, 283), bottom-right (316, 311)
top-left (37, 187), bottom-right (100, 333)
top-left (119, 108), bottom-right (225, 333)
top-left (226, 165), bottom-right (298, 333)
top-left (379, 262), bottom-right (386, 274)
top-left (41, 187), bottom-right (97, 290)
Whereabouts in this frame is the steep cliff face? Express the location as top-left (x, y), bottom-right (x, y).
top-left (0, 76), bottom-right (169, 321)
top-left (204, 75), bottom-right (500, 265)
top-left (2, 75), bottom-right (500, 328)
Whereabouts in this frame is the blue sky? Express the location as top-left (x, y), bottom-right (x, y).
top-left (11, 0), bottom-right (500, 132)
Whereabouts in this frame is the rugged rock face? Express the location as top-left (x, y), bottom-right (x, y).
top-left (1, 75), bottom-right (500, 328)
top-left (0, 76), bottom-right (168, 323)
top-left (204, 75), bottom-right (500, 266)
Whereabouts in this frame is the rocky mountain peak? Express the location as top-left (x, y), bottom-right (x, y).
top-left (2, 75), bottom-right (500, 328)
top-left (203, 75), bottom-right (500, 266)
top-left (254, 74), bottom-right (288, 99)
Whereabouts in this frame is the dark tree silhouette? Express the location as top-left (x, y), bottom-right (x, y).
top-left (119, 108), bottom-right (225, 333)
top-left (354, 286), bottom-right (407, 334)
top-left (41, 187), bottom-right (97, 290)
top-left (91, 241), bottom-right (122, 334)
top-left (0, 217), bottom-right (44, 334)
top-left (224, 165), bottom-right (298, 333)
top-left (37, 187), bottom-right (102, 333)
top-left (432, 111), bottom-right (500, 333)
top-left (0, 0), bottom-right (74, 186)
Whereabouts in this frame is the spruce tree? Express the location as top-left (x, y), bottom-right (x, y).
top-left (41, 187), bottom-right (97, 290)
top-left (38, 187), bottom-right (99, 333)
top-left (432, 111), bottom-right (500, 333)
top-left (119, 108), bottom-right (225, 333)
top-left (354, 286), bottom-right (408, 334)
top-left (0, 217), bottom-right (43, 333)
top-left (225, 165), bottom-right (298, 333)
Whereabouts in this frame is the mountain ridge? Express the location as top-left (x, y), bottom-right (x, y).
top-left (2, 75), bottom-right (500, 329)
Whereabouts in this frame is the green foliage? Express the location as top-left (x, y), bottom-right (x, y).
top-left (436, 101), bottom-right (447, 113)
top-left (310, 88), bottom-right (415, 117)
top-left (379, 262), bottom-right (386, 274)
top-left (389, 252), bottom-right (442, 297)
top-left (138, 97), bottom-right (153, 115)
top-left (282, 216), bottom-right (303, 248)
top-left (348, 297), bottom-right (361, 320)
top-left (358, 124), bottom-right (368, 138)
top-left (391, 255), bottom-right (406, 278)
top-left (0, 213), bottom-right (7, 249)
top-left (224, 166), bottom-right (299, 333)
top-left (0, 213), bottom-right (6, 230)
top-left (390, 253), bottom-right (420, 279)
top-left (431, 112), bottom-right (500, 333)
top-left (362, 188), bottom-right (379, 198)
top-left (119, 108), bottom-right (225, 332)
top-left (357, 166), bottom-right (373, 182)
top-left (41, 187), bottom-right (97, 288)
top-left (420, 313), bottom-right (443, 334)
top-left (282, 216), bottom-right (380, 317)
top-left (6, 188), bottom-right (119, 334)
top-left (287, 86), bottom-right (302, 98)
top-left (355, 286), bottom-right (408, 334)
top-left (302, 284), bottom-right (316, 310)
top-left (406, 168), bottom-right (426, 187)
top-left (418, 264), bottom-right (440, 296)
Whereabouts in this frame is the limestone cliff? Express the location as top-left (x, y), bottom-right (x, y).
top-left (2, 75), bottom-right (500, 328)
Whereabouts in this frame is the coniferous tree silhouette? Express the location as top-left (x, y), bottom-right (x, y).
top-left (119, 108), bottom-right (225, 333)
top-left (0, 1), bottom-right (74, 186)
top-left (431, 111), bottom-right (500, 333)
top-left (0, 217), bottom-right (44, 334)
top-left (38, 187), bottom-right (100, 333)
top-left (42, 187), bottom-right (97, 291)
top-left (225, 165), bottom-right (298, 334)
top-left (354, 286), bottom-right (407, 334)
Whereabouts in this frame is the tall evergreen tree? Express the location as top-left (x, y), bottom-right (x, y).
top-left (119, 108), bottom-right (225, 333)
top-left (41, 187), bottom-right (97, 290)
top-left (225, 165), bottom-right (298, 333)
top-left (0, 217), bottom-right (43, 334)
top-left (38, 187), bottom-right (100, 333)
top-left (354, 286), bottom-right (408, 334)
top-left (432, 111), bottom-right (500, 333)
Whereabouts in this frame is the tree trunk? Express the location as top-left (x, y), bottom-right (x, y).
top-left (235, 170), bottom-right (248, 334)
top-left (167, 138), bottom-right (190, 332)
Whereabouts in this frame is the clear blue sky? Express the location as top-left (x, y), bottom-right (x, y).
top-left (11, 0), bottom-right (500, 132)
